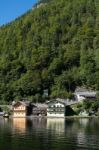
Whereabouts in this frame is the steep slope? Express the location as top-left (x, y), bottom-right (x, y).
top-left (0, 0), bottom-right (99, 102)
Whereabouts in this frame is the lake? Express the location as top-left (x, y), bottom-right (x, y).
top-left (0, 118), bottom-right (99, 150)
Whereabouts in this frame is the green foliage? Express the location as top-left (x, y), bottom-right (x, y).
top-left (91, 100), bottom-right (99, 111)
top-left (96, 92), bottom-right (99, 99)
top-left (75, 99), bottom-right (99, 114)
top-left (0, 0), bottom-right (99, 102)
top-left (0, 106), bottom-right (10, 113)
top-left (83, 100), bottom-right (92, 110)
top-left (75, 103), bottom-right (83, 114)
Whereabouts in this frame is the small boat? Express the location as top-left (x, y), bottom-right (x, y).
top-left (3, 113), bottom-right (9, 118)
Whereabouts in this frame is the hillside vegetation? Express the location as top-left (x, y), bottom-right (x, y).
top-left (0, 0), bottom-right (99, 102)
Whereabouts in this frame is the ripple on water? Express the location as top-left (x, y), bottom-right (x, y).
top-left (0, 118), bottom-right (99, 150)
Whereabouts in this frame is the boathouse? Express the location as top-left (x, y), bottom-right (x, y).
top-left (47, 99), bottom-right (66, 117)
top-left (47, 99), bottom-right (76, 117)
top-left (32, 103), bottom-right (47, 116)
top-left (13, 101), bottom-right (33, 117)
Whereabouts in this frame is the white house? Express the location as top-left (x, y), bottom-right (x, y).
top-left (47, 99), bottom-right (66, 117)
top-left (74, 91), bottom-right (97, 102)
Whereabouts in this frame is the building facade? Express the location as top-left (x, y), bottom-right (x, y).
top-left (13, 101), bottom-right (33, 118)
top-left (13, 102), bottom-right (27, 117)
top-left (74, 91), bottom-right (97, 102)
top-left (47, 100), bottom-right (66, 117)
top-left (32, 103), bottom-right (47, 116)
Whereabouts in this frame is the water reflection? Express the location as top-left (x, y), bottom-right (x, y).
top-left (47, 118), bottom-right (65, 135)
top-left (32, 118), bottom-right (47, 129)
top-left (79, 118), bottom-right (89, 127)
top-left (1, 117), bottom-right (98, 134)
top-left (0, 118), bottom-right (99, 150)
top-left (12, 118), bottom-right (26, 133)
top-left (11, 118), bottom-right (99, 137)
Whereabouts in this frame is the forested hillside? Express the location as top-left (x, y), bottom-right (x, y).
top-left (0, 0), bottom-right (99, 102)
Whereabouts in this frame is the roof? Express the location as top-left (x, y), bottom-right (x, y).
top-left (47, 98), bottom-right (79, 106)
top-left (47, 98), bottom-right (67, 106)
top-left (32, 103), bottom-right (48, 108)
top-left (12, 101), bottom-right (31, 107)
top-left (75, 91), bottom-right (97, 97)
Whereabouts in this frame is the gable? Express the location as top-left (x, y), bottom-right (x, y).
top-left (13, 102), bottom-right (26, 108)
top-left (48, 101), bottom-right (65, 107)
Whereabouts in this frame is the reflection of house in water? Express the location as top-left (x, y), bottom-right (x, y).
top-left (47, 118), bottom-right (65, 134)
top-left (13, 118), bottom-right (47, 133)
top-left (12, 118), bottom-right (26, 133)
top-left (32, 118), bottom-right (47, 129)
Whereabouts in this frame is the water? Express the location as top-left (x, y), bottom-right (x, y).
top-left (0, 118), bottom-right (99, 150)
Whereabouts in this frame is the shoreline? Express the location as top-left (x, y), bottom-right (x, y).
top-left (1, 115), bottom-right (99, 119)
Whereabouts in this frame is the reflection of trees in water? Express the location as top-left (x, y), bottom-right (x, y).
top-left (84, 118), bottom-right (99, 135)
top-left (0, 118), bottom-right (11, 132)
top-left (76, 118), bottom-right (99, 149)
top-left (1, 118), bottom-right (99, 150)
top-left (0, 118), bottom-right (12, 150)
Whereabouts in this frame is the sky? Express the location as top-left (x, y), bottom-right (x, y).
top-left (0, 0), bottom-right (38, 26)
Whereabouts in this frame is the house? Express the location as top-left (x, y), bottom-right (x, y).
top-left (74, 91), bottom-right (97, 102)
top-left (74, 87), bottom-right (97, 102)
top-left (32, 103), bottom-right (47, 116)
top-left (47, 99), bottom-right (66, 117)
top-left (12, 101), bottom-right (33, 118)
top-left (47, 99), bottom-right (76, 117)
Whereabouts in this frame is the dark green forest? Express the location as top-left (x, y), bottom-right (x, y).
top-left (0, 0), bottom-right (99, 103)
